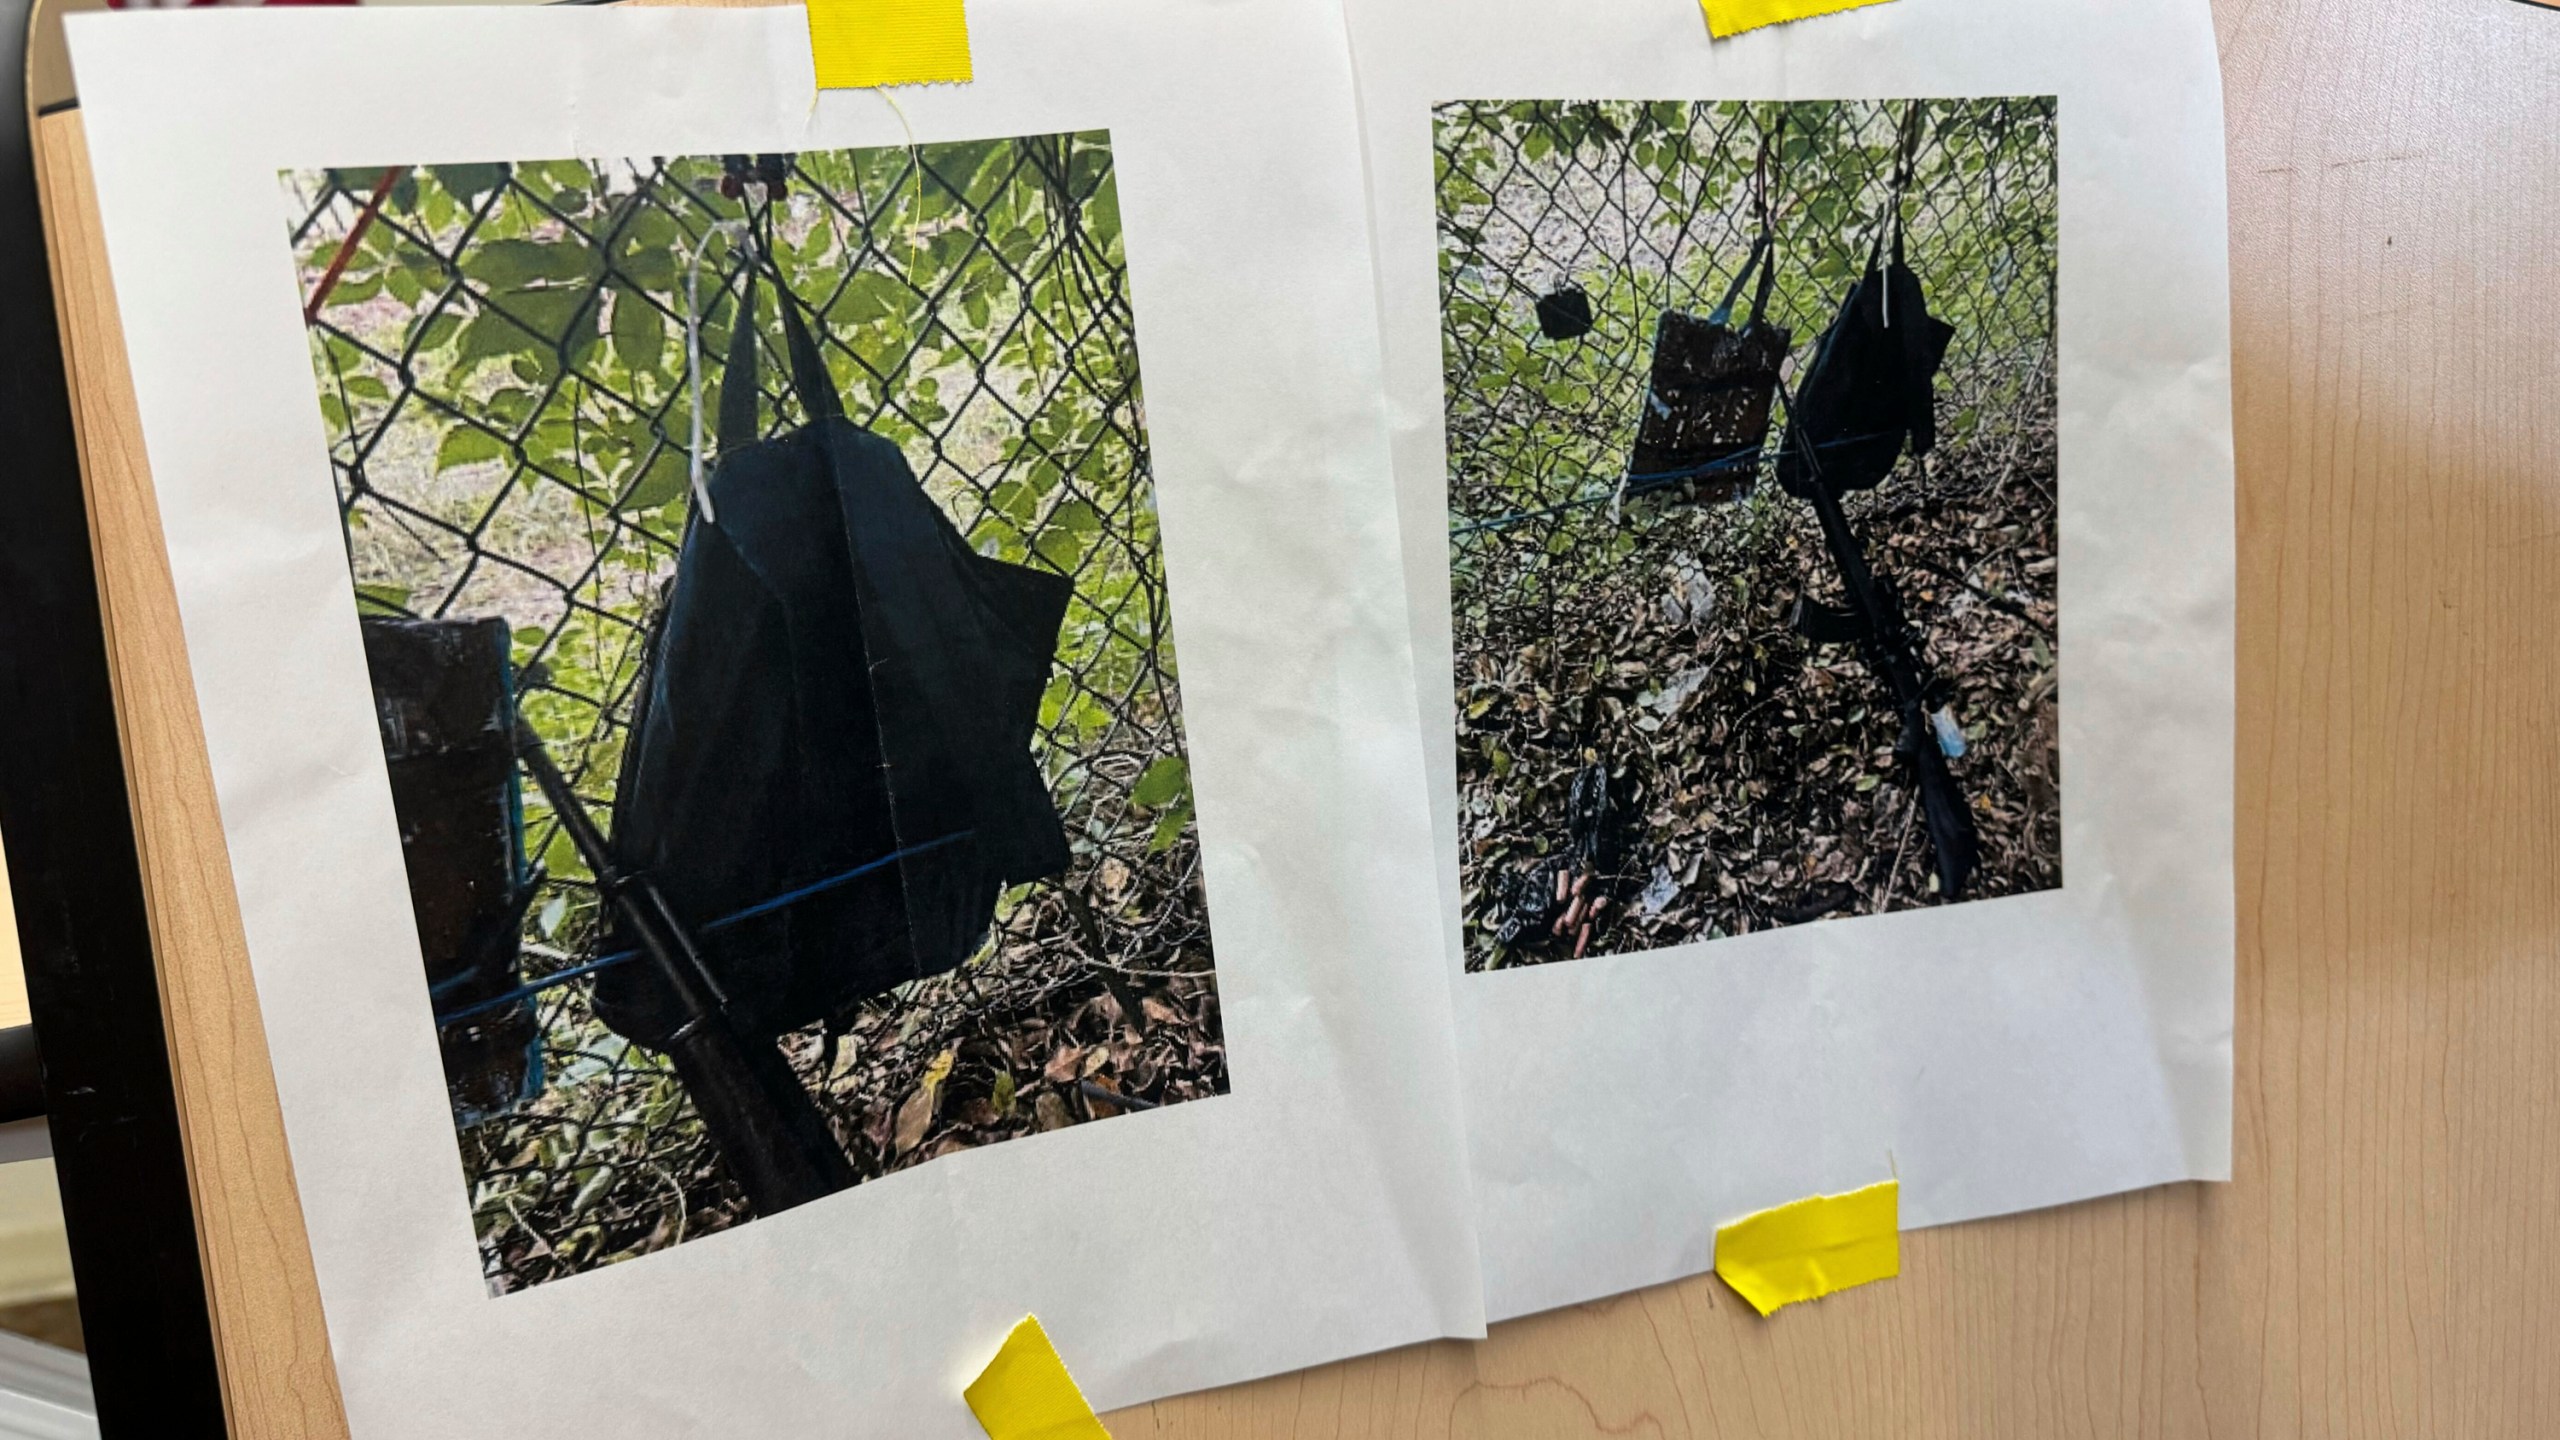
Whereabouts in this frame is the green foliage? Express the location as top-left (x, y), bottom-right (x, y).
top-left (296, 131), bottom-right (1170, 794)
top-left (1130, 755), bottom-right (1188, 809)
top-left (295, 129), bottom-right (1194, 1038)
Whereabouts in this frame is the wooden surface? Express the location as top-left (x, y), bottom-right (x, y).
top-left (31, 0), bottom-right (2560, 1434)
top-left (32, 106), bottom-right (349, 1439)
top-left (0, 831), bottom-right (28, 1032)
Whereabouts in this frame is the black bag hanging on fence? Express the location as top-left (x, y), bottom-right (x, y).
top-left (1535, 284), bottom-right (1594, 342)
top-left (1623, 235), bottom-right (1791, 503)
top-left (1767, 115), bottom-right (1981, 902)
top-left (1624, 120), bottom-right (1793, 504)
top-left (1774, 227), bottom-right (1955, 501)
top-left (591, 265), bottom-right (1073, 1047)
top-left (358, 616), bottom-right (541, 1123)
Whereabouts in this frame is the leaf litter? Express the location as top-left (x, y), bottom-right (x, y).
top-left (1456, 418), bottom-right (2061, 972)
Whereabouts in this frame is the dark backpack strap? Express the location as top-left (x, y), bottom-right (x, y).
top-left (1881, 101), bottom-right (1920, 276)
top-left (1743, 112), bottom-right (1782, 327)
top-left (718, 266), bottom-right (763, 452)
top-left (1750, 230), bottom-right (1779, 326)
top-left (1709, 234), bottom-right (1766, 327)
top-left (716, 254), bottom-right (847, 453)
top-left (774, 276), bottom-right (843, 424)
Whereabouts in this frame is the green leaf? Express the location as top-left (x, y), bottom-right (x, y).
top-left (826, 270), bottom-right (910, 328)
top-left (988, 479), bottom-right (1038, 524)
top-left (1033, 525), bottom-right (1088, 573)
top-left (428, 162), bottom-right (510, 207)
top-left (352, 582), bottom-right (410, 616)
top-left (324, 271), bottom-right (381, 307)
top-left (605, 202), bottom-right (684, 292)
top-left (1146, 799), bottom-right (1193, 855)
top-left (1047, 499), bottom-right (1099, 535)
top-left (616, 447), bottom-right (690, 512)
top-left (1130, 755), bottom-right (1188, 810)
top-left (412, 309), bottom-right (461, 357)
top-left (499, 287), bottom-right (594, 344)
top-left (458, 310), bottom-right (544, 368)
top-left (509, 159), bottom-right (585, 202)
top-left (437, 426), bottom-right (506, 472)
top-left (611, 289), bottom-right (666, 373)
top-left (522, 416), bottom-right (576, 467)
top-left (468, 237), bottom-right (599, 290)
top-left (485, 387), bottom-right (539, 428)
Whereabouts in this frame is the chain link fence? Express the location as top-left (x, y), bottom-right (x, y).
top-left (284, 134), bottom-right (1224, 1290)
top-left (1434, 98), bottom-right (2062, 967)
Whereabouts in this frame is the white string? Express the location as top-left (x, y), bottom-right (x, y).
top-left (684, 219), bottom-right (748, 526)
top-left (874, 88), bottom-right (928, 268)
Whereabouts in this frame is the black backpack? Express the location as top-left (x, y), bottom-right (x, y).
top-left (1776, 234), bottom-right (1955, 500)
top-left (591, 267), bottom-right (1072, 1046)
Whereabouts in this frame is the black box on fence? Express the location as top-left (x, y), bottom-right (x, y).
top-left (360, 615), bottom-right (539, 1124)
top-left (1626, 309), bottom-right (1790, 504)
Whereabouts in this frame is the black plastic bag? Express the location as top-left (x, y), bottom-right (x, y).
top-left (1776, 241), bottom-right (1955, 500)
top-left (594, 269), bottom-right (1071, 1046)
top-left (1535, 285), bottom-right (1594, 341)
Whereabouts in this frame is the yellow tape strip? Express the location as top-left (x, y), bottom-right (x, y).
top-left (1713, 1179), bottom-right (1900, 1316)
top-left (964, 1316), bottom-right (1113, 1440)
top-left (805, 0), bottom-right (974, 89)
top-left (1700, 0), bottom-right (1896, 41)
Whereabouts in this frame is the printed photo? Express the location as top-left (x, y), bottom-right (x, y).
top-left (283, 133), bottom-right (1224, 1290)
top-left (1435, 98), bottom-right (2060, 971)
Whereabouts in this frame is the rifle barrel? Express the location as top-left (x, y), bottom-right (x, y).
top-left (1780, 369), bottom-right (1980, 901)
top-left (508, 721), bottom-right (857, 1211)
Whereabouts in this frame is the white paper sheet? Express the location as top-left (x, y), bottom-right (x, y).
top-left (67, 3), bottom-right (1485, 1432)
top-left (1343, 0), bottom-right (2234, 1319)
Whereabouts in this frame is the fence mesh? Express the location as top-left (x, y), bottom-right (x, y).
top-left (1435, 98), bottom-right (2062, 968)
top-left (285, 135), bottom-right (1225, 1291)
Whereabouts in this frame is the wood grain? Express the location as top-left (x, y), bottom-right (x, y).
top-left (29, 0), bottom-right (2560, 1433)
top-left (32, 109), bottom-right (350, 1440)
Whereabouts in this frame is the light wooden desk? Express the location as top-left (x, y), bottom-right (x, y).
top-left (29, 0), bottom-right (2560, 1433)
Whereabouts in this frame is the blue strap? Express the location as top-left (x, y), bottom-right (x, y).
top-left (433, 829), bottom-right (975, 1029)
